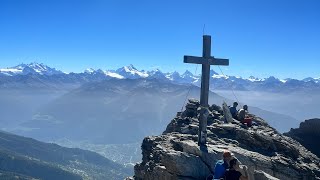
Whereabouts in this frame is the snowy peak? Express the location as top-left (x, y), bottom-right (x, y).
top-left (210, 70), bottom-right (219, 76)
top-left (116, 65), bottom-right (149, 79)
top-left (148, 68), bottom-right (162, 75)
top-left (147, 69), bottom-right (167, 79)
top-left (84, 68), bottom-right (124, 79)
top-left (263, 76), bottom-right (281, 83)
top-left (248, 76), bottom-right (262, 82)
top-left (84, 68), bottom-right (95, 74)
top-left (83, 68), bottom-right (105, 75)
top-left (181, 70), bottom-right (199, 83)
top-left (19, 62), bottom-right (63, 75)
top-left (303, 77), bottom-right (320, 83)
top-left (181, 70), bottom-right (194, 78)
top-left (124, 64), bottom-right (137, 71)
top-left (117, 64), bottom-right (138, 73)
top-left (165, 71), bottom-right (181, 81)
top-left (0, 62), bottom-right (63, 76)
top-left (171, 71), bottom-right (180, 77)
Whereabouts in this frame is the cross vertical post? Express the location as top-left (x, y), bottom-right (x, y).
top-left (184, 35), bottom-right (229, 147)
top-left (200, 35), bottom-right (211, 107)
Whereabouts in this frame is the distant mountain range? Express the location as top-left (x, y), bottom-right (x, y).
top-left (1, 62), bottom-right (319, 92)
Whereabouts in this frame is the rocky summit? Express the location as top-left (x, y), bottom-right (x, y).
top-left (131, 99), bottom-right (320, 180)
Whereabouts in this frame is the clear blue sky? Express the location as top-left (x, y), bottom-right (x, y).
top-left (0, 0), bottom-right (319, 79)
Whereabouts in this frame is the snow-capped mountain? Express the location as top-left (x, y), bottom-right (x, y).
top-left (248, 76), bottom-right (262, 82)
top-left (303, 77), bottom-right (320, 83)
top-left (261, 76), bottom-right (282, 84)
top-left (166, 71), bottom-right (184, 82)
top-left (0, 63), bottom-right (63, 76)
top-left (181, 70), bottom-right (200, 83)
top-left (147, 69), bottom-right (167, 80)
top-left (1, 62), bottom-right (320, 92)
top-left (84, 68), bottom-right (125, 79)
top-left (84, 68), bottom-right (95, 74)
top-left (115, 64), bottom-right (148, 79)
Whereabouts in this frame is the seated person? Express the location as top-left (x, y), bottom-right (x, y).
top-left (229, 102), bottom-right (238, 119)
top-left (213, 151), bottom-right (233, 179)
top-left (237, 105), bottom-right (248, 121)
top-left (224, 158), bottom-right (248, 180)
top-left (237, 105), bottom-right (252, 127)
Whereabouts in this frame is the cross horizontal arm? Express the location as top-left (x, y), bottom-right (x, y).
top-left (184, 56), bottom-right (204, 64)
top-left (211, 58), bottom-right (229, 66)
top-left (184, 56), bottom-right (229, 66)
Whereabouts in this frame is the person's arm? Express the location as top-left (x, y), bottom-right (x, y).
top-left (240, 175), bottom-right (248, 180)
top-left (240, 166), bottom-right (248, 180)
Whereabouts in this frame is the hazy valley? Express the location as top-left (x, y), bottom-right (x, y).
top-left (1, 63), bottom-right (319, 173)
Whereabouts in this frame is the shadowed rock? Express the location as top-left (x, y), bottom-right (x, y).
top-left (284, 118), bottom-right (320, 158)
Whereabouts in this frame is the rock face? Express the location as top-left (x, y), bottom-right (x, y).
top-left (133, 99), bottom-right (320, 180)
top-left (284, 118), bottom-right (320, 158)
top-left (254, 170), bottom-right (280, 180)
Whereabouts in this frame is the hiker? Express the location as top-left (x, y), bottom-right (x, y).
top-left (237, 105), bottom-right (248, 121)
top-left (229, 102), bottom-right (238, 119)
top-left (224, 158), bottom-right (248, 180)
top-left (213, 151), bottom-right (233, 179)
top-left (238, 105), bottom-right (252, 127)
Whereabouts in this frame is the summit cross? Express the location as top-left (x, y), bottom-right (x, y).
top-left (184, 35), bottom-right (229, 147)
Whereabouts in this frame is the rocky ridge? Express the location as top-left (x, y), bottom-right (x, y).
top-left (132, 99), bottom-right (320, 180)
top-left (285, 118), bottom-right (320, 158)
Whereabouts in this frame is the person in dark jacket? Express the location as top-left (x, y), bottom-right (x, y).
top-left (229, 102), bottom-right (238, 119)
top-left (224, 158), bottom-right (248, 180)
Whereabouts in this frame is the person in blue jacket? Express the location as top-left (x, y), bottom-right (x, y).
top-left (213, 151), bottom-right (233, 179)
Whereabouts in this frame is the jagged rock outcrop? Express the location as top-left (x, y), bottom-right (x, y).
top-left (284, 118), bottom-right (320, 158)
top-left (132, 99), bottom-right (320, 180)
top-left (254, 170), bottom-right (280, 180)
